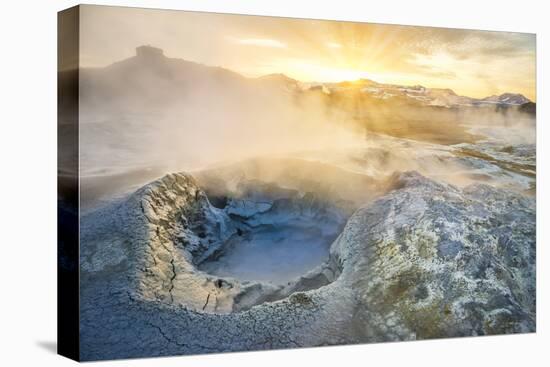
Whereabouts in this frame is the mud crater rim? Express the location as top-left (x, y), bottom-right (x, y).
top-left (139, 172), bottom-right (351, 313)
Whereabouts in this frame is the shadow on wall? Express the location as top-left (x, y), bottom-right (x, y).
top-left (35, 340), bottom-right (57, 354)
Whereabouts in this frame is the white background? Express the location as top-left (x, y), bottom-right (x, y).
top-left (0, 0), bottom-right (547, 365)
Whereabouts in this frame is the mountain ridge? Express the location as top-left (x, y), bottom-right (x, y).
top-left (78, 45), bottom-right (534, 110)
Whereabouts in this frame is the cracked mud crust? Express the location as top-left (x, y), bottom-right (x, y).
top-left (79, 170), bottom-right (535, 360)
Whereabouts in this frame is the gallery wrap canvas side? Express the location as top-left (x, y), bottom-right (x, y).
top-left (58, 5), bottom-right (80, 362)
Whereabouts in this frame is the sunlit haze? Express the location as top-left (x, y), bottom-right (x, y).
top-left (80, 5), bottom-right (536, 101)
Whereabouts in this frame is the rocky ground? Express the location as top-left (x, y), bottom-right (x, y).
top-left (79, 164), bottom-right (535, 360)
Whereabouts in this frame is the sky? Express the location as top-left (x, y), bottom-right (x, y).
top-left (80, 5), bottom-right (536, 101)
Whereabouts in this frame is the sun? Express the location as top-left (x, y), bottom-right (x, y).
top-left (282, 63), bottom-right (374, 83)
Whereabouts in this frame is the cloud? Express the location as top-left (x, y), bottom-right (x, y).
top-left (415, 63), bottom-right (457, 79)
top-left (405, 29), bottom-right (535, 61)
top-left (79, 5), bottom-right (535, 100)
top-left (326, 42), bottom-right (342, 49)
top-left (234, 38), bottom-right (287, 48)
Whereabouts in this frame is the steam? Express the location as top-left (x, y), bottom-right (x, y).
top-left (79, 59), bottom-right (365, 176)
top-left (78, 52), bottom-right (535, 208)
top-left (156, 85), bottom-right (363, 171)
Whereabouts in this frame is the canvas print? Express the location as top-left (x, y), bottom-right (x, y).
top-left (58, 5), bottom-right (536, 361)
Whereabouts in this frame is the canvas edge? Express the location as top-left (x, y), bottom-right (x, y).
top-left (57, 4), bottom-right (81, 362)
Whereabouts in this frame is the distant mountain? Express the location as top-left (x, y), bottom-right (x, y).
top-left (78, 45), bottom-right (534, 116)
top-left (77, 46), bottom-right (319, 177)
top-left (256, 73), bottom-right (303, 92)
top-left (481, 93), bottom-right (531, 105)
top-left (71, 46), bottom-right (536, 177)
top-left (311, 78), bottom-right (533, 109)
top-left (80, 46), bottom-right (254, 112)
top-left (79, 46), bottom-right (315, 117)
